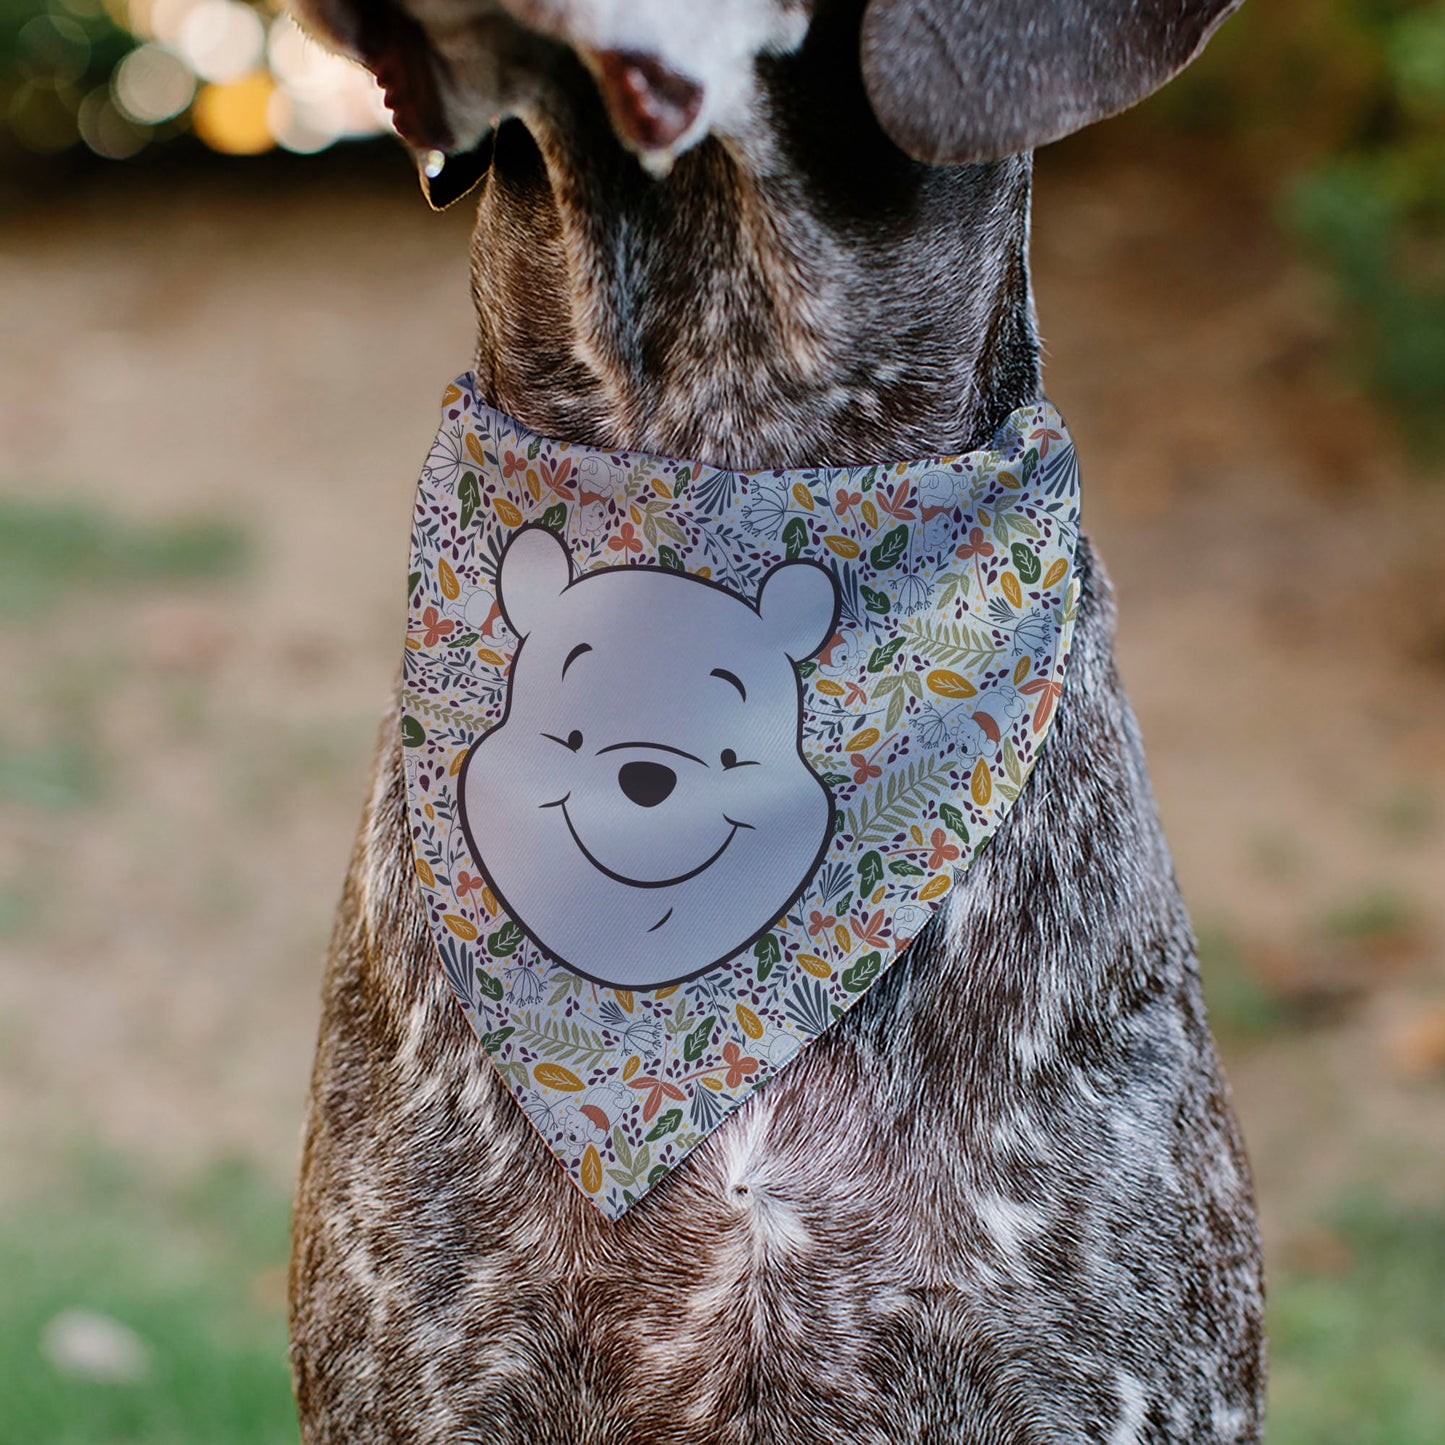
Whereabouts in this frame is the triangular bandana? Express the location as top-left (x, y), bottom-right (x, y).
top-left (403, 374), bottom-right (1081, 1217)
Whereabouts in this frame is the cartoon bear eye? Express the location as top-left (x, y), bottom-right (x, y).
top-left (544, 729), bottom-right (585, 752)
top-left (719, 749), bottom-right (757, 770)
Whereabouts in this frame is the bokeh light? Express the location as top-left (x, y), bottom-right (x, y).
top-left (3, 0), bottom-right (394, 160)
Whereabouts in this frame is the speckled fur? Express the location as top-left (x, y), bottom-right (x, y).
top-left (289, 2), bottom-right (1265, 1439)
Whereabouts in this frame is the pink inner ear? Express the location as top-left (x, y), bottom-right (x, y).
top-left (592, 49), bottom-right (704, 153)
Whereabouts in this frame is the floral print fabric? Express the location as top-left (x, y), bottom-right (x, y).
top-left (403, 373), bottom-right (1081, 1217)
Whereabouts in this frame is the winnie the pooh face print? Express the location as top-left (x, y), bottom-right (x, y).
top-left (458, 526), bottom-right (840, 990)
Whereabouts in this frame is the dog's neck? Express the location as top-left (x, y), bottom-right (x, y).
top-left (465, 28), bottom-right (1041, 471)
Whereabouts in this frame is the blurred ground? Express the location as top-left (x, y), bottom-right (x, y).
top-left (1, 134), bottom-right (1443, 1441)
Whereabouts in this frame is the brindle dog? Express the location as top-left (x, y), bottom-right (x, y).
top-left (286, 2), bottom-right (1265, 1440)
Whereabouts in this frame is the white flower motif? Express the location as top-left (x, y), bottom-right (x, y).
top-left (507, 962), bottom-right (545, 1007)
top-left (740, 485), bottom-right (787, 537)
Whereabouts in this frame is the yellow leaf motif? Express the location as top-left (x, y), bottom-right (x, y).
top-left (534, 1063), bottom-right (586, 1092)
top-left (736, 1004), bottom-right (763, 1040)
top-left (815, 679), bottom-right (846, 697)
top-left (404, 637), bottom-right (421, 651)
top-left (997, 469), bottom-right (1021, 489)
top-left (442, 914), bottom-right (477, 940)
top-left (653, 480), bottom-right (672, 499)
top-left (480, 886), bottom-right (498, 918)
top-left (861, 500), bottom-right (879, 530)
top-left (927, 669), bottom-right (977, 699)
top-left (910, 824), bottom-right (924, 846)
top-left (1042, 557), bottom-right (1068, 590)
top-left (871, 885), bottom-right (886, 905)
top-left (798, 953), bottom-right (832, 978)
top-left (971, 757), bottom-right (992, 806)
top-left (414, 857), bottom-right (436, 888)
top-left (918, 874), bottom-right (952, 902)
top-left (622, 1055), bottom-right (641, 1081)
top-left (448, 750), bottom-right (467, 776)
top-left (1013, 655), bottom-right (1032, 684)
top-left (477, 648), bottom-right (505, 666)
top-left (824, 535), bottom-right (861, 559)
top-left (1001, 572), bottom-right (1023, 607)
top-left (653, 985), bottom-right (679, 1000)
top-left (464, 433), bottom-right (485, 466)
top-left (791, 483), bottom-right (815, 512)
top-left (701, 1076), bottom-right (725, 1090)
top-left (438, 559), bottom-right (460, 600)
top-left (525, 469), bottom-right (540, 501)
top-left (581, 1145), bottom-right (602, 1193)
top-left (834, 924), bottom-right (852, 952)
top-left (845, 726), bottom-right (881, 752)
top-left (493, 498), bottom-right (524, 528)
top-left (441, 384), bottom-right (462, 406)
top-left (615, 990), bottom-right (634, 1014)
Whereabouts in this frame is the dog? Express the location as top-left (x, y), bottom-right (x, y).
top-left (287, 2), bottom-right (1266, 1440)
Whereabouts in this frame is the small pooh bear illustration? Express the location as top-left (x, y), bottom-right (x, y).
top-left (458, 525), bottom-right (840, 990)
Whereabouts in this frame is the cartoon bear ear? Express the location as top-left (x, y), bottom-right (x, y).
top-left (496, 525), bottom-right (574, 637)
top-left (757, 561), bottom-right (841, 663)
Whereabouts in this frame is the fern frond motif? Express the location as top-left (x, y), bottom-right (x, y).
top-left (847, 758), bottom-right (954, 847)
top-left (901, 619), bottom-right (1002, 671)
top-left (510, 1012), bottom-right (608, 1070)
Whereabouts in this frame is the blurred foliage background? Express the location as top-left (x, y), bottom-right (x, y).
top-left (1, 3), bottom-right (1443, 1444)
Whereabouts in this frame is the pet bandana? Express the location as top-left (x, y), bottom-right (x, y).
top-left (403, 373), bottom-right (1081, 1217)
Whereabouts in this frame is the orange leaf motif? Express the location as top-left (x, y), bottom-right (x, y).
top-left (534, 1063), bottom-right (586, 1092)
top-left (971, 758), bottom-right (992, 806)
top-left (442, 914), bottom-right (477, 940)
top-left (580, 1145), bottom-right (602, 1193)
top-left (927, 669), bottom-right (977, 699)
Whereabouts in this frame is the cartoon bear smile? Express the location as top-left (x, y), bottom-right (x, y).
top-left (458, 525), bottom-right (840, 989)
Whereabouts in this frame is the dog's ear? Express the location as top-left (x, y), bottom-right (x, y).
top-left (860, 0), bottom-right (1244, 165)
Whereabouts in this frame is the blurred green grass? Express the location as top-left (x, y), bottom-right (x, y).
top-left (0, 496), bottom-right (248, 620)
top-left (0, 1155), bottom-right (297, 1445)
top-left (1, 1154), bottom-right (1442, 1441)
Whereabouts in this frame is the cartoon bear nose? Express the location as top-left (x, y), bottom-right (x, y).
top-left (618, 760), bottom-right (676, 808)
